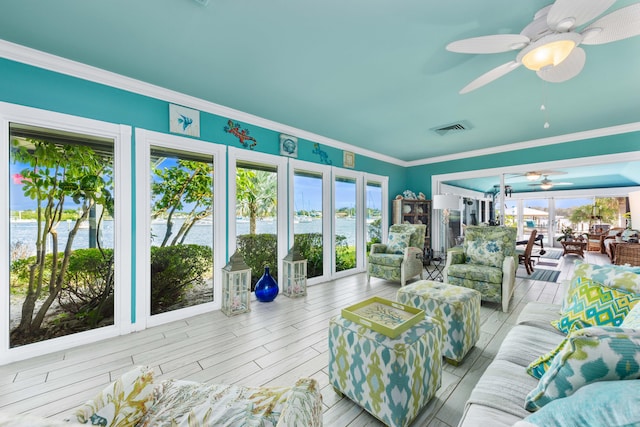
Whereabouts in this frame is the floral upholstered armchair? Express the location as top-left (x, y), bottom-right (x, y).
top-left (367, 224), bottom-right (426, 286)
top-left (443, 226), bottom-right (517, 312)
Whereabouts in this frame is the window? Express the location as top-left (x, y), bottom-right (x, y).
top-left (334, 173), bottom-right (362, 274)
top-left (9, 123), bottom-right (116, 347)
top-left (293, 170), bottom-right (324, 279)
top-left (135, 130), bottom-right (224, 327)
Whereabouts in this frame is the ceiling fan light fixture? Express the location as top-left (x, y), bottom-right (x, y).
top-left (540, 182), bottom-right (553, 190)
top-left (518, 33), bottom-right (582, 71)
top-left (526, 172), bottom-right (541, 181)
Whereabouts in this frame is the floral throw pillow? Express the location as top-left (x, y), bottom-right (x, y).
top-left (551, 279), bottom-right (640, 334)
top-left (71, 366), bottom-right (156, 427)
top-left (465, 238), bottom-right (504, 268)
top-left (386, 232), bottom-right (412, 255)
top-left (525, 326), bottom-right (640, 411)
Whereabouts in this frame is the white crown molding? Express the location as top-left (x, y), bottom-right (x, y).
top-left (407, 122), bottom-right (640, 167)
top-left (2, 39), bottom-right (640, 170)
top-left (0, 39), bottom-right (402, 166)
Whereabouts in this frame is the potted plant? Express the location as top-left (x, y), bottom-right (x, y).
top-left (557, 226), bottom-right (574, 242)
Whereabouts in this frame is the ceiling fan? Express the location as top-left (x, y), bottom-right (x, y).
top-left (509, 170), bottom-right (567, 181)
top-left (529, 175), bottom-right (573, 190)
top-left (446, 0), bottom-right (640, 94)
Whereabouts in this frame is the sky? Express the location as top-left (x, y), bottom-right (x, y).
top-left (520, 198), bottom-right (593, 209)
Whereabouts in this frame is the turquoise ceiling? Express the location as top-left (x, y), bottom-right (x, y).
top-left (0, 0), bottom-right (639, 166)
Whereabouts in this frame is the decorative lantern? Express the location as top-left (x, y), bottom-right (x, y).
top-left (282, 245), bottom-right (307, 298)
top-left (221, 251), bottom-right (251, 316)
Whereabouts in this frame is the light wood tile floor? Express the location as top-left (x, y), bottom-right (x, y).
top-left (0, 251), bottom-right (611, 426)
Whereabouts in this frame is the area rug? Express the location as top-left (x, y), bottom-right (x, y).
top-left (539, 249), bottom-right (562, 260)
top-left (517, 267), bottom-right (560, 283)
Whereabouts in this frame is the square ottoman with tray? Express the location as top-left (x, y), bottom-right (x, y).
top-left (328, 297), bottom-right (442, 427)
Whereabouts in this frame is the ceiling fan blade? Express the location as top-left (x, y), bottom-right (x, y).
top-left (547, 0), bottom-right (616, 31)
top-left (446, 34), bottom-right (530, 54)
top-left (537, 47), bottom-right (585, 83)
top-left (581, 3), bottom-right (640, 45)
top-left (459, 61), bottom-right (521, 94)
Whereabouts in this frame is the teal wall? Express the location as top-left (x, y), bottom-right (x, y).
top-left (0, 58), bottom-right (405, 179)
top-left (0, 57), bottom-right (408, 324)
top-left (408, 131), bottom-right (640, 198)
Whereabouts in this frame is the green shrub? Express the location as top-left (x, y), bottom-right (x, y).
top-left (236, 234), bottom-right (277, 290)
top-left (293, 233), bottom-right (323, 278)
top-left (150, 244), bottom-right (212, 314)
top-left (336, 245), bottom-right (356, 271)
top-left (59, 248), bottom-right (114, 326)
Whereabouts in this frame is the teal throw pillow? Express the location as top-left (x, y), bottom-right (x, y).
top-left (521, 380), bottom-right (640, 426)
top-left (386, 232), bottom-right (412, 255)
top-left (524, 326), bottom-right (640, 411)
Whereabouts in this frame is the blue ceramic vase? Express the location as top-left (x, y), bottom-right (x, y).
top-left (255, 266), bottom-right (279, 302)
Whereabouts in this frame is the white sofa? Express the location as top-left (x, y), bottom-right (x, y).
top-left (458, 260), bottom-right (640, 427)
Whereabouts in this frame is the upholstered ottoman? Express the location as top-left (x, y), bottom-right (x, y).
top-left (397, 280), bottom-right (480, 365)
top-left (328, 314), bottom-right (442, 427)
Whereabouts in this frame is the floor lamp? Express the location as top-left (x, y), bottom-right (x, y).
top-left (432, 194), bottom-right (461, 254)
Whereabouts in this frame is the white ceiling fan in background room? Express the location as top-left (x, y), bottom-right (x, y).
top-left (529, 175), bottom-right (574, 190)
top-left (509, 170), bottom-right (568, 181)
top-left (446, 0), bottom-right (640, 94)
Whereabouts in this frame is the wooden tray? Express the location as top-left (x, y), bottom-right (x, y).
top-left (341, 296), bottom-right (425, 338)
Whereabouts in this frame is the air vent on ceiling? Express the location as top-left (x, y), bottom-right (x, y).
top-left (431, 121), bottom-right (472, 136)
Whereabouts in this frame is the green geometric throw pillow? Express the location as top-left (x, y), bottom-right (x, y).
top-left (551, 279), bottom-right (640, 334)
top-left (525, 326), bottom-right (640, 412)
top-left (386, 231), bottom-right (412, 255)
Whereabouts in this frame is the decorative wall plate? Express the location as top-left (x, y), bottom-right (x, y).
top-left (169, 104), bottom-right (200, 137)
top-left (280, 134), bottom-right (298, 158)
top-left (343, 151), bottom-right (355, 168)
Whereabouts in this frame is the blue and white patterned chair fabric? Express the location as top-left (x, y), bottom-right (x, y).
top-left (367, 224), bottom-right (426, 286)
top-left (443, 226), bottom-right (517, 312)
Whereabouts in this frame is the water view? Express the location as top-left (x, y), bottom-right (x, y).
top-left (10, 217), bottom-right (365, 255)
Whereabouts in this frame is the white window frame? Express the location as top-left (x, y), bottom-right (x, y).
top-left (134, 129), bottom-right (226, 330)
top-left (0, 102), bottom-right (131, 365)
top-left (288, 158), bottom-right (332, 285)
top-left (332, 167), bottom-right (365, 278)
top-left (364, 173), bottom-right (389, 252)
top-left (228, 147), bottom-right (287, 285)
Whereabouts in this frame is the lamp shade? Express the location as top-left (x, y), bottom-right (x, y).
top-left (629, 190), bottom-right (640, 229)
top-left (432, 194), bottom-right (460, 211)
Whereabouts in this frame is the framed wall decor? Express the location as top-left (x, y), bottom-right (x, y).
top-left (343, 150), bottom-right (355, 168)
top-left (279, 134), bottom-right (298, 158)
top-left (169, 104), bottom-right (200, 137)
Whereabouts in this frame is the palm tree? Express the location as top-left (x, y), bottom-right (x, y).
top-left (236, 168), bottom-right (277, 234)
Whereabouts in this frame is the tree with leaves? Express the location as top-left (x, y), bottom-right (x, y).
top-left (151, 160), bottom-right (213, 246)
top-left (11, 138), bottom-right (113, 344)
top-left (235, 168), bottom-right (277, 234)
top-left (569, 197), bottom-right (621, 227)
